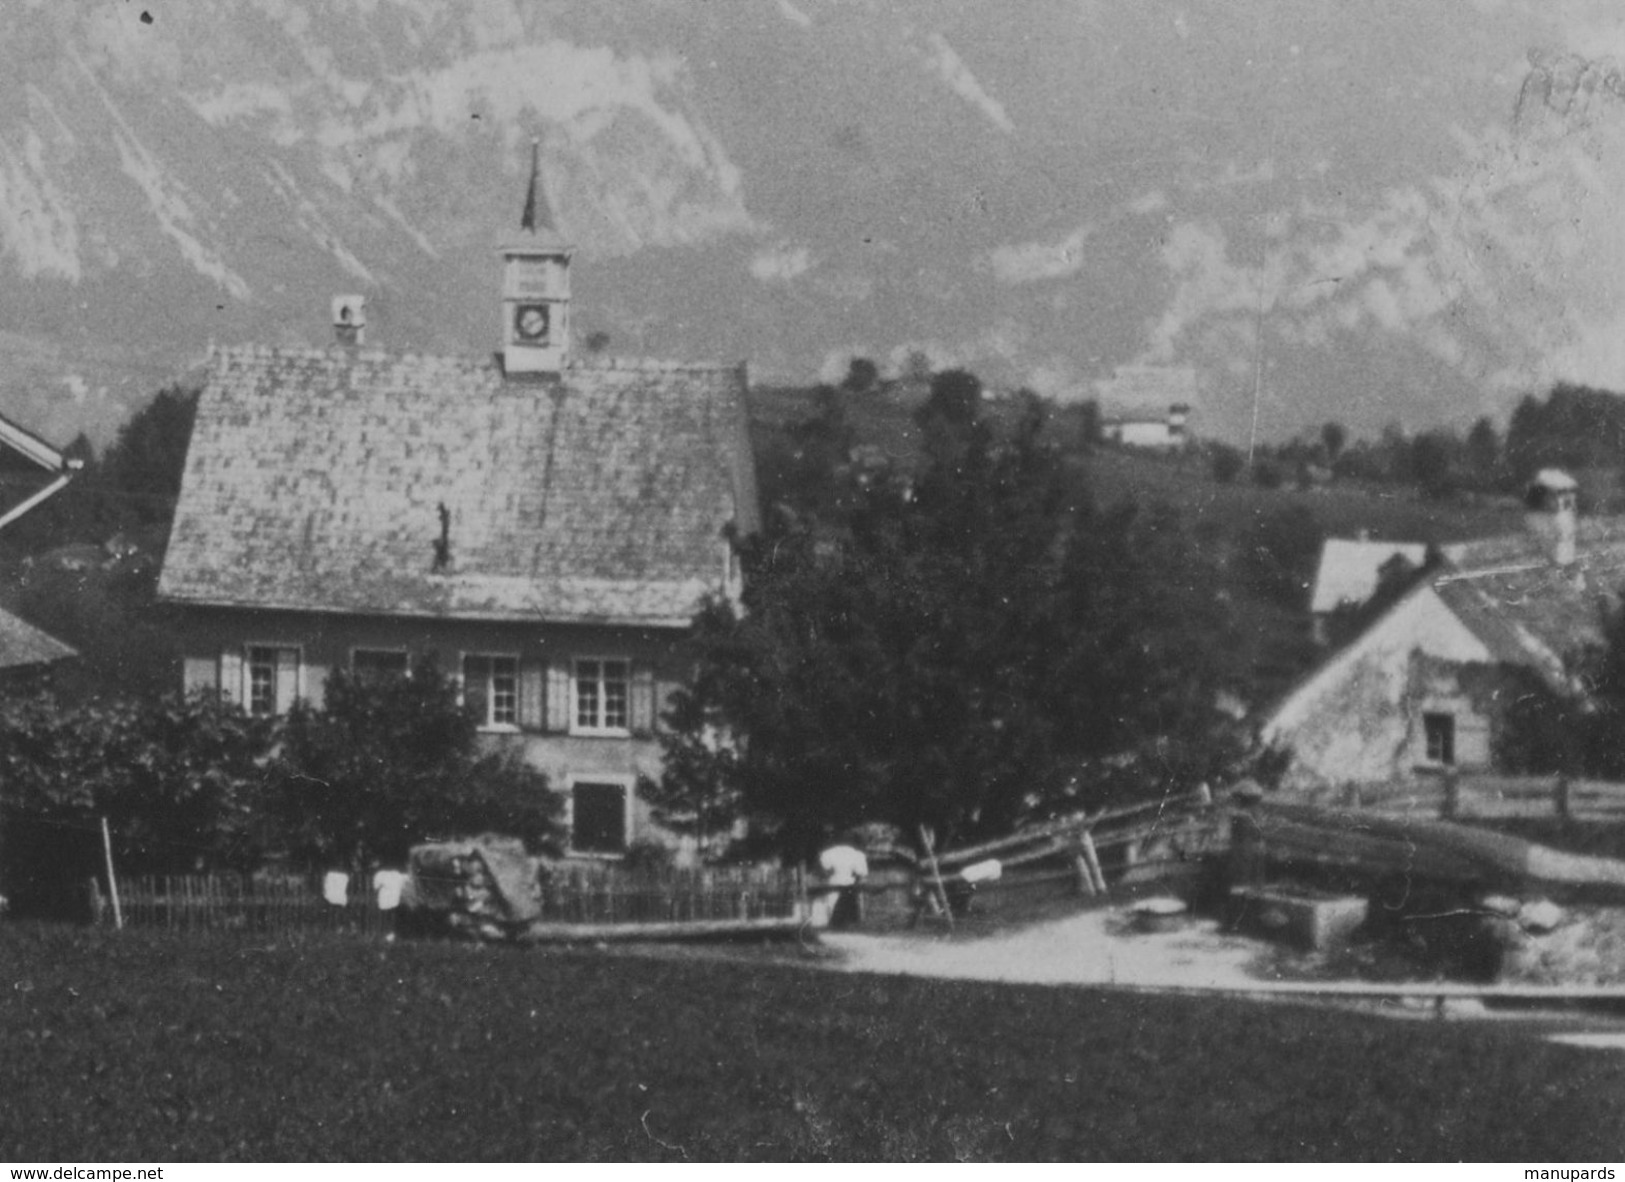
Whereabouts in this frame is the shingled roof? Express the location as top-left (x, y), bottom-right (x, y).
top-left (158, 346), bottom-right (759, 627)
top-left (1430, 540), bottom-right (1625, 694)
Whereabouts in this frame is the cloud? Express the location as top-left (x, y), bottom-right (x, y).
top-left (1127, 190), bottom-right (1169, 216)
top-left (775, 0), bottom-right (814, 29)
top-left (988, 225), bottom-right (1090, 285)
top-left (750, 242), bottom-right (814, 283)
top-left (905, 30), bottom-right (1015, 134)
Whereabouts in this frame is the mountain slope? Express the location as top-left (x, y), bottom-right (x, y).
top-left (2, 0), bottom-right (1624, 448)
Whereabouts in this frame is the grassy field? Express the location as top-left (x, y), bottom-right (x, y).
top-left (2, 924), bottom-right (1624, 1162)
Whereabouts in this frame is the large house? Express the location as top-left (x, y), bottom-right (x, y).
top-left (157, 171), bottom-right (759, 858)
top-left (1261, 470), bottom-right (1625, 790)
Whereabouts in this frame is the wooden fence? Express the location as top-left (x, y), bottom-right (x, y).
top-left (108, 863), bottom-right (805, 936)
top-left (112, 874), bottom-right (391, 936)
top-left (535, 862), bottom-right (804, 925)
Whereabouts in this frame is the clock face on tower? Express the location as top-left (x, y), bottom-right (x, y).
top-left (514, 303), bottom-right (551, 344)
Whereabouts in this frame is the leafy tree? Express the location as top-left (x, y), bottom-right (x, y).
top-left (1409, 430), bottom-right (1461, 499)
top-left (1320, 421), bottom-right (1347, 465)
top-left (1238, 504), bottom-right (1323, 610)
top-left (1209, 444), bottom-right (1245, 484)
top-left (663, 385), bottom-right (1241, 859)
top-left (101, 385), bottom-right (200, 526)
top-left (269, 661), bottom-right (560, 871)
top-left (640, 605), bottom-right (748, 861)
top-left (1464, 415), bottom-right (1503, 489)
top-left (841, 357), bottom-right (880, 394)
top-left (0, 691), bottom-right (274, 876)
top-left (1504, 382), bottom-right (1625, 486)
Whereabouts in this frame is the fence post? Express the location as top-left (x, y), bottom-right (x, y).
top-left (1441, 770), bottom-right (1459, 822)
top-left (1556, 775), bottom-right (1572, 823)
top-left (99, 816), bottom-right (123, 931)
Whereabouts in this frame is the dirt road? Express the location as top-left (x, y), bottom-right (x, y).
top-left (821, 906), bottom-right (1281, 989)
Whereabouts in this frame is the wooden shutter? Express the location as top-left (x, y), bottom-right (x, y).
top-left (519, 660), bottom-right (546, 732)
top-left (219, 647), bottom-right (243, 706)
top-left (1456, 713), bottom-right (1492, 769)
top-left (545, 661), bottom-right (573, 733)
top-left (275, 648), bottom-right (300, 714)
top-left (629, 663), bottom-right (655, 736)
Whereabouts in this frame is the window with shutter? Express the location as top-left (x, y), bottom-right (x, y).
top-left (545, 662), bottom-right (572, 732)
top-left (219, 648), bottom-right (243, 705)
top-left (629, 664), bottom-right (655, 736)
top-left (572, 657), bottom-right (631, 735)
top-left (519, 660), bottom-right (545, 731)
top-left (243, 645), bottom-right (300, 717)
top-left (462, 654), bottom-right (519, 729)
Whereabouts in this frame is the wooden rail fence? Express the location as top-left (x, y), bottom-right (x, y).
top-left (1350, 774), bottom-right (1625, 823)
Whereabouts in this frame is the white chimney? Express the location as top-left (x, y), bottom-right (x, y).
top-left (1525, 468), bottom-right (1578, 567)
top-left (332, 294), bottom-right (366, 346)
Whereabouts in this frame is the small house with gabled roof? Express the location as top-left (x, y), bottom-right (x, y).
top-left (1261, 470), bottom-right (1625, 790)
top-left (157, 154), bottom-right (758, 858)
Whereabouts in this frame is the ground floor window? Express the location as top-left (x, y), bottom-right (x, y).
top-left (463, 654), bottom-right (519, 728)
top-left (1423, 712), bottom-right (1456, 766)
top-left (247, 646), bottom-right (299, 717)
top-left (571, 780), bottom-right (630, 855)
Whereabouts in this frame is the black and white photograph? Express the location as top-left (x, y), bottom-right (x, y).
top-left (4, 0), bottom-right (1625, 1166)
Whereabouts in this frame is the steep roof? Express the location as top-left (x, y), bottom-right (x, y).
top-left (158, 346), bottom-right (759, 627)
top-left (1430, 541), bottom-right (1625, 693)
top-left (1309, 538), bottom-right (1429, 614)
top-left (0, 605), bottom-right (76, 670)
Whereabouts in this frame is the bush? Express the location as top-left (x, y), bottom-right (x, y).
top-left (1210, 445), bottom-right (1245, 484)
top-left (268, 661), bottom-right (562, 871)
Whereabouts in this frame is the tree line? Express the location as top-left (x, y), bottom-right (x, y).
top-left (1228, 381), bottom-right (1625, 502)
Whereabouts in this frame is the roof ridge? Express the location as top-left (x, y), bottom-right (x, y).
top-left (209, 342), bottom-right (744, 377)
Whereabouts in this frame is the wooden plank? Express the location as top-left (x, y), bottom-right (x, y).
top-left (519, 917), bottom-right (804, 944)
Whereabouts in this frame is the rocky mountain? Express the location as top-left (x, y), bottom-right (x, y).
top-left (2, 0), bottom-right (1624, 449)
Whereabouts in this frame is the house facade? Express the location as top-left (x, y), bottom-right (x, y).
top-left (1262, 471), bottom-right (1625, 791)
top-left (156, 176), bottom-right (758, 858)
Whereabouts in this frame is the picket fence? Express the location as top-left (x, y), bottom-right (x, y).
top-left (112, 874), bottom-right (391, 936)
top-left (109, 863), bottom-right (805, 936)
top-left (535, 863), bottom-right (805, 925)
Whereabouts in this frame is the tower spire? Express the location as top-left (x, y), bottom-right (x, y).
top-left (520, 137), bottom-right (543, 234)
top-left (501, 137), bottom-right (573, 375)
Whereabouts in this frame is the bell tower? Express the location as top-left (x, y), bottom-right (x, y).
top-left (500, 140), bottom-right (573, 376)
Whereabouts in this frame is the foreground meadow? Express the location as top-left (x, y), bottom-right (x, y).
top-left (2, 923), bottom-right (1623, 1162)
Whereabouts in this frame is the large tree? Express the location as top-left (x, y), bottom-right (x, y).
top-left (653, 374), bottom-right (1242, 859)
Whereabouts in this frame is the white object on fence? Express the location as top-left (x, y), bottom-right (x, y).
top-left (372, 869), bottom-right (406, 911)
top-left (818, 844), bottom-right (868, 886)
top-left (961, 858), bottom-right (1003, 884)
top-left (322, 871), bottom-right (350, 906)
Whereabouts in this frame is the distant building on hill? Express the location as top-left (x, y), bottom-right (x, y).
top-left (1094, 365), bottom-right (1196, 450)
